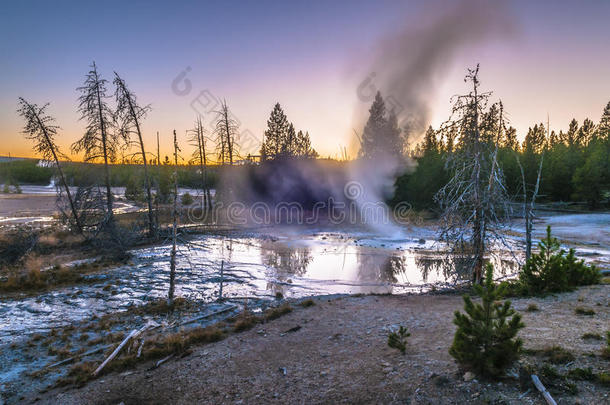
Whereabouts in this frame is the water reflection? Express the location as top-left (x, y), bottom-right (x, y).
top-left (356, 254), bottom-right (406, 284)
top-left (260, 242), bottom-right (312, 276)
top-left (0, 232), bottom-right (520, 344)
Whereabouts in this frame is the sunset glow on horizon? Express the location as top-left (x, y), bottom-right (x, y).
top-left (1, 0), bottom-right (609, 161)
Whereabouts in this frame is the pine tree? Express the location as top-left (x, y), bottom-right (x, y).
top-left (522, 123), bottom-right (546, 154)
top-left (561, 118), bottom-right (579, 146)
top-left (520, 226), bottom-right (600, 294)
top-left (359, 91), bottom-right (404, 160)
top-left (260, 103), bottom-right (289, 160)
top-left (577, 118), bottom-right (595, 146)
top-left (282, 123), bottom-right (296, 157)
top-left (597, 100), bottom-right (610, 141)
top-left (359, 91), bottom-right (387, 159)
top-left (503, 126), bottom-right (518, 151)
top-left (449, 264), bottom-right (524, 377)
top-left (422, 125), bottom-right (438, 153)
top-left (295, 130), bottom-right (317, 158)
top-left (385, 109), bottom-right (404, 158)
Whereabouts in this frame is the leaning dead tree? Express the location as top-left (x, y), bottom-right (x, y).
top-left (113, 72), bottom-right (155, 236)
top-left (435, 65), bottom-right (511, 284)
top-left (168, 130), bottom-right (180, 304)
top-left (17, 98), bottom-right (83, 234)
top-left (72, 62), bottom-right (120, 233)
top-left (516, 153), bottom-right (543, 261)
top-left (188, 116), bottom-right (212, 209)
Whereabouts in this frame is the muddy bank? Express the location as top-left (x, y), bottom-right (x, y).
top-left (31, 284), bottom-right (609, 405)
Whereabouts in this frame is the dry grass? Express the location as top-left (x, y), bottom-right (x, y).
top-left (581, 332), bottom-right (602, 340)
top-left (233, 310), bottom-right (260, 332)
top-left (133, 297), bottom-right (193, 315)
top-left (574, 306), bottom-right (595, 316)
top-left (299, 299), bottom-right (316, 307)
top-left (264, 303), bottom-right (292, 321)
top-left (536, 346), bottom-right (576, 364)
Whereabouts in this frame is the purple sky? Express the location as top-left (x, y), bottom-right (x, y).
top-left (1, 0), bottom-right (609, 160)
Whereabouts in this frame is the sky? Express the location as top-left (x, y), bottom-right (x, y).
top-left (1, 0), bottom-right (609, 160)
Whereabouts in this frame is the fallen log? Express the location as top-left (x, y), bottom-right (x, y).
top-left (531, 374), bottom-right (557, 405)
top-left (92, 322), bottom-right (156, 376)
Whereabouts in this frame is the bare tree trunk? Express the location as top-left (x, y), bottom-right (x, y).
top-left (155, 131), bottom-right (161, 238)
top-left (125, 92), bottom-right (153, 236)
top-left (516, 154), bottom-right (543, 262)
top-left (471, 78), bottom-right (484, 284)
top-left (168, 130), bottom-right (179, 305)
top-left (222, 102), bottom-right (233, 165)
top-left (95, 81), bottom-right (114, 225)
top-left (196, 117), bottom-right (212, 210)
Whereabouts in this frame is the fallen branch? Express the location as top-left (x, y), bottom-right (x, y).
top-left (46, 345), bottom-right (112, 369)
top-left (148, 354), bottom-right (174, 370)
top-left (137, 339), bottom-right (145, 358)
top-left (178, 304), bottom-right (237, 327)
top-left (92, 322), bottom-right (156, 376)
top-left (531, 374), bottom-right (557, 405)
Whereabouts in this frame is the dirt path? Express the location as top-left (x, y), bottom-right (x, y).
top-left (33, 285), bottom-right (609, 405)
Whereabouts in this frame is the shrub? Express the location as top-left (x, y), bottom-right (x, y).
top-left (124, 175), bottom-right (146, 202)
top-left (526, 303), bottom-right (539, 312)
top-left (519, 226), bottom-right (600, 295)
top-left (387, 325), bottom-right (410, 354)
top-left (449, 264), bottom-right (524, 377)
top-left (180, 192), bottom-right (194, 206)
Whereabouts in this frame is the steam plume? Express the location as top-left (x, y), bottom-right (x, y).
top-left (354, 0), bottom-right (515, 137)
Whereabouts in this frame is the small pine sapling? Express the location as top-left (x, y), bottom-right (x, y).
top-left (449, 264), bottom-right (524, 377)
top-left (387, 325), bottom-right (411, 354)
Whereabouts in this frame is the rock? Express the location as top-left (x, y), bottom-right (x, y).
top-left (383, 366), bottom-right (394, 373)
top-left (463, 371), bottom-right (475, 382)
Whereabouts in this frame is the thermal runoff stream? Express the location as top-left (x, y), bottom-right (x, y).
top-left (0, 226), bottom-right (519, 344)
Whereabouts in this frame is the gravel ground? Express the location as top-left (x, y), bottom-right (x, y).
top-left (32, 284), bottom-right (609, 405)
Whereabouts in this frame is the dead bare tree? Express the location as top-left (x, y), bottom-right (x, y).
top-left (214, 100), bottom-right (239, 165)
top-left (435, 65), bottom-right (511, 284)
top-left (515, 153), bottom-right (543, 261)
top-left (113, 72), bottom-right (155, 236)
top-left (17, 98), bottom-right (83, 235)
top-left (168, 130), bottom-right (180, 304)
top-left (155, 131), bottom-right (161, 237)
top-left (72, 62), bottom-right (119, 232)
top-left (188, 116), bottom-right (212, 209)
